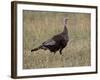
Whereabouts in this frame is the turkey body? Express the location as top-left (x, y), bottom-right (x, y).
top-left (31, 18), bottom-right (69, 55)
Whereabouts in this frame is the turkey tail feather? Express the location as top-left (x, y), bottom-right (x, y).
top-left (31, 45), bottom-right (42, 52)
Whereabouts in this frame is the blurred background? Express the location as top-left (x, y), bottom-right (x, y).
top-left (23, 11), bottom-right (91, 69)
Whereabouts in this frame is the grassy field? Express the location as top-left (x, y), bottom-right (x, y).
top-left (23, 10), bottom-right (91, 69)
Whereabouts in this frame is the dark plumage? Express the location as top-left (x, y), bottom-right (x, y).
top-left (31, 18), bottom-right (69, 55)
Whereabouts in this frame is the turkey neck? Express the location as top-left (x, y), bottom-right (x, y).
top-left (62, 23), bottom-right (69, 42)
top-left (62, 21), bottom-right (68, 35)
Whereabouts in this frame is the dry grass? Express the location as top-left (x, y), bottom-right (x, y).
top-left (23, 11), bottom-right (91, 69)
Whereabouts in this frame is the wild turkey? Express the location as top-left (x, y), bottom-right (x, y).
top-left (31, 18), bottom-right (69, 55)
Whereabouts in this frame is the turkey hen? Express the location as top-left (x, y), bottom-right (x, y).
top-left (31, 18), bottom-right (69, 55)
